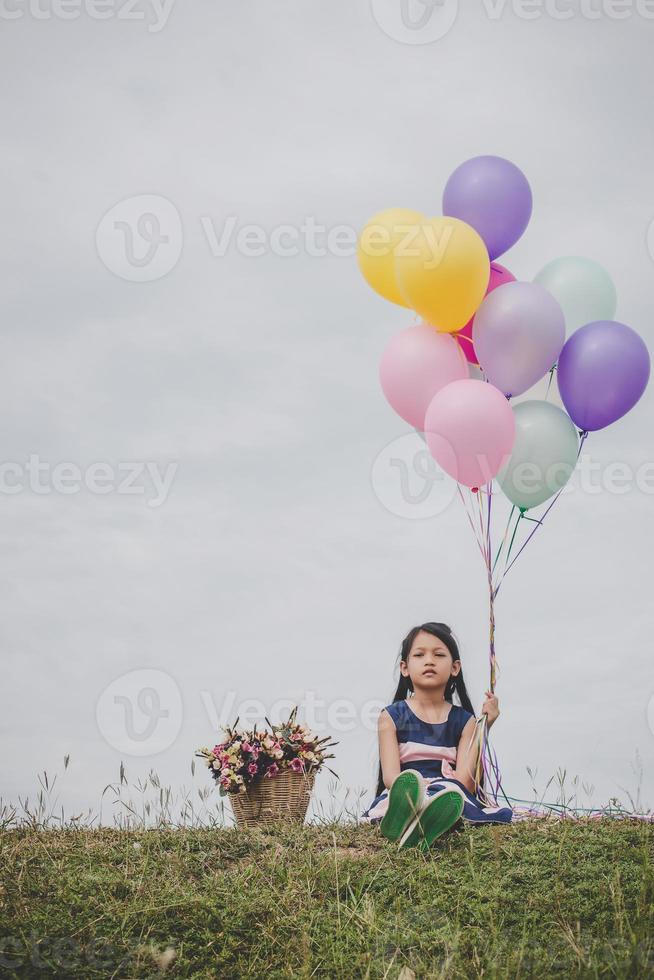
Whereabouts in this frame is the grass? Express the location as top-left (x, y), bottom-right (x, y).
top-left (1, 818), bottom-right (652, 977)
top-left (1, 760), bottom-right (652, 978)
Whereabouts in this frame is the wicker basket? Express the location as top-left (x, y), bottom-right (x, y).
top-left (230, 768), bottom-right (316, 828)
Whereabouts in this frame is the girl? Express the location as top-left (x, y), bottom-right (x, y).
top-left (361, 622), bottom-right (513, 849)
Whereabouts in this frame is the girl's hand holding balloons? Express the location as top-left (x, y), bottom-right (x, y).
top-left (481, 690), bottom-right (500, 727)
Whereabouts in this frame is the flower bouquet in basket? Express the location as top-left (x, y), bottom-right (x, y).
top-left (195, 706), bottom-right (338, 828)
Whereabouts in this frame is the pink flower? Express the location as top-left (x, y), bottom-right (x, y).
top-left (289, 758), bottom-right (305, 773)
top-left (213, 744), bottom-right (225, 755)
top-left (290, 732), bottom-right (303, 742)
top-left (247, 762), bottom-right (258, 776)
top-left (241, 741), bottom-right (254, 753)
top-left (219, 776), bottom-right (231, 788)
top-left (264, 763), bottom-right (280, 778)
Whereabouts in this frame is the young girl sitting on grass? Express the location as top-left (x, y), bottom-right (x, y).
top-left (361, 621), bottom-right (513, 850)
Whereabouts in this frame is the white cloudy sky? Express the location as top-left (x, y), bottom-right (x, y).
top-left (1, 2), bottom-right (653, 824)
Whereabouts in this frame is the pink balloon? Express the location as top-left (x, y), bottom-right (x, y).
top-left (457, 263), bottom-right (516, 365)
top-left (424, 379), bottom-right (515, 489)
top-left (379, 324), bottom-right (469, 429)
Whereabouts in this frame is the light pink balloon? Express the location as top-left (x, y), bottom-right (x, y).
top-left (457, 263), bottom-right (516, 365)
top-left (424, 379), bottom-right (516, 489)
top-left (379, 323), bottom-right (469, 429)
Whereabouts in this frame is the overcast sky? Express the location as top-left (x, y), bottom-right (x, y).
top-left (1, 2), bottom-right (653, 825)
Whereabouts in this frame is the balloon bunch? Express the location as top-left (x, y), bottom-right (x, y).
top-left (358, 155), bottom-right (650, 805)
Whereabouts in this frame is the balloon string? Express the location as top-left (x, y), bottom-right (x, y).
top-left (486, 492), bottom-right (500, 708)
top-left (493, 507), bottom-right (524, 597)
top-left (486, 478), bottom-right (492, 570)
top-left (475, 721), bottom-right (498, 807)
top-left (491, 504), bottom-right (516, 574)
top-left (456, 485), bottom-right (495, 802)
top-left (457, 478), bottom-right (512, 807)
top-left (475, 489), bottom-right (485, 559)
top-left (475, 487), bottom-right (490, 566)
top-left (456, 484), bottom-right (487, 563)
top-left (457, 425), bottom-right (589, 808)
top-left (494, 430), bottom-right (589, 600)
top-left (544, 364), bottom-right (556, 401)
top-left (483, 731), bottom-right (513, 808)
top-left (486, 496), bottom-right (497, 695)
top-left (481, 478), bottom-right (506, 805)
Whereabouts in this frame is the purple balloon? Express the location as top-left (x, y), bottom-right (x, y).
top-left (557, 321), bottom-right (650, 432)
top-left (473, 282), bottom-right (566, 397)
top-left (443, 156), bottom-right (533, 261)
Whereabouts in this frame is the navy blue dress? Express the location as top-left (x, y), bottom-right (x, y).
top-left (361, 699), bottom-right (513, 825)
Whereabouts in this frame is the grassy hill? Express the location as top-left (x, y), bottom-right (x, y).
top-left (1, 818), bottom-right (652, 978)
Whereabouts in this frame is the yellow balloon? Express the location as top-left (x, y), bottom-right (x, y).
top-left (395, 217), bottom-right (490, 333)
top-left (357, 208), bottom-right (424, 307)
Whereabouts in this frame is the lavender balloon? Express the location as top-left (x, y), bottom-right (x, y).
top-left (443, 156), bottom-right (533, 261)
top-left (472, 282), bottom-right (566, 397)
top-left (557, 321), bottom-right (650, 432)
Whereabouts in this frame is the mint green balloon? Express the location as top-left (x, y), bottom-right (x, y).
top-left (534, 257), bottom-right (617, 333)
top-left (497, 401), bottom-right (579, 510)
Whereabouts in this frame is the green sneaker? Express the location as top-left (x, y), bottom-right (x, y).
top-left (398, 789), bottom-right (464, 851)
top-left (379, 770), bottom-right (425, 843)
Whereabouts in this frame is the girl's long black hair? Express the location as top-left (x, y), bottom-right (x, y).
top-left (375, 622), bottom-right (477, 797)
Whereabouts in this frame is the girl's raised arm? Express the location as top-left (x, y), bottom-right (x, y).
top-left (378, 708), bottom-right (401, 790)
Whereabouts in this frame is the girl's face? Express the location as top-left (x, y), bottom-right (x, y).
top-left (400, 630), bottom-right (460, 690)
